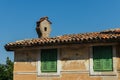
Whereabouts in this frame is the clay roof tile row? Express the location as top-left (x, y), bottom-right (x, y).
top-left (5, 28), bottom-right (120, 51)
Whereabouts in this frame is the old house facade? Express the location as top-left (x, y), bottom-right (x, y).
top-left (5, 17), bottom-right (120, 80)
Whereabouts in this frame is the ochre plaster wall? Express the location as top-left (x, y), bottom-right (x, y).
top-left (13, 45), bottom-right (120, 80)
top-left (116, 45), bottom-right (120, 80)
top-left (36, 73), bottom-right (101, 80)
top-left (14, 74), bottom-right (36, 80)
top-left (14, 50), bottom-right (38, 72)
top-left (61, 46), bottom-right (89, 71)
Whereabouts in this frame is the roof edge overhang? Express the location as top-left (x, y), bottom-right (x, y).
top-left (5, 28), bottom-right (120, 51)
top-left (5, 40), bottom-right (120, 51)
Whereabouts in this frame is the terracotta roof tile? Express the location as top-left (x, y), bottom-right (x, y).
top-left (5, 28), bottom-right (120, 51)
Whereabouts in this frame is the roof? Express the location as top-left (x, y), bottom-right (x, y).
top-left (5, 28), bottom-right (120, 51)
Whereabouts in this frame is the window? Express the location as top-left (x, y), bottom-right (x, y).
top-left (90, 45), bottom-right (117, 76)
top-left (93, 46), bottom-right (113, 71)
top-left (41, 49), bottom-right (57, 72)
top-left (38, 48), bottom-right (61, 76)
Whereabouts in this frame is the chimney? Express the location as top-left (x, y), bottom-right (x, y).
top-left (36, 16), bottom-right (52, 38)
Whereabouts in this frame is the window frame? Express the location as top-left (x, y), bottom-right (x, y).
top-left (90, 45), bottom-right (117, 76)
top-left (37, 48), bottom-right (61, 77)
top-left (93, 46), bottom-right (113, 71)
top-left (41, 49), bottom-right (57, 72)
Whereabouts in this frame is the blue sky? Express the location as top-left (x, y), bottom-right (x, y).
top-left (0, 0), bottom-right (120, 64)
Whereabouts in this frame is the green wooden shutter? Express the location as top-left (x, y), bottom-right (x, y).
top-left (93, 46), bottom-right (102, 71)
top-left (93, 46), bottom-right (113, 71)
top-left (102, 46), bottom-right (113, 71)
top-left (41, 49), bottom-right (57, 72)
top-left (41, 52), bottom-right (48, 72)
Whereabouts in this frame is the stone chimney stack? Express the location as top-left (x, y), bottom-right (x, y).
top-left (36, 16), bottom-right (52, 38)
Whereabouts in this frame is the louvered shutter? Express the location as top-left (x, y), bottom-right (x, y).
top-left (41, 49), bottom-right (57, 72)
top-left (49, 50), bottom-right (57, 72)
top-left (102, 46), bottom-right (113, 71)
top-left (93, 46), bottom-right (113, 71)
top-left (93, 46), bottom-right (102, 71)
top-left (41, 51), bottom-right (48, 72)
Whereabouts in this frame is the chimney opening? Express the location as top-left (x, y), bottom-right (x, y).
top-left (44, 27), bottom-right (47, 31)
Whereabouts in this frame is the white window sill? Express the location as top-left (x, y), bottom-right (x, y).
top-left (90, 71), bottom-right (117, 76)
top-left (37, 73), bottom-right (60, 77)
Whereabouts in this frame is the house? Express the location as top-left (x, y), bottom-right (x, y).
top-left (5, 17), bottom-right (120, 80)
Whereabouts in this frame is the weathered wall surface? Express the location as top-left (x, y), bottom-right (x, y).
top-left (116, 45), bottom-right (120, 80)
top-left (37, 73), bottom-right (101, 80)
top-left (61, 46), bottom-right (89, 71)
top-left (40, 20), bottom-right (51, 38)
top-left (14, 50), bottom-right (38, 80)
top-left (14, 50), bottom-right (38, 72)
top-left (14, 44), bottom-right (120, 80)
top-left (60, 46), bottom-right (102, 80)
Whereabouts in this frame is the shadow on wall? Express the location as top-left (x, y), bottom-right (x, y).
top-left (14, 50), bottom-right (38, 62)
top-left (116, 45), bottom-right (120, 58)
top-left (60, 46), bottom-right (89, 61)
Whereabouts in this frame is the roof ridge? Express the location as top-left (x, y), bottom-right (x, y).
top-left (100, 28), bottom-right (120, 34)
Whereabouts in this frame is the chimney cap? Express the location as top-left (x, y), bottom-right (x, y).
top-left (37, 16), bottom-right (52, 25)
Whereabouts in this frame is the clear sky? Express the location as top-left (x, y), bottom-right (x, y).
top-left (0, 0), bottom-right (120, 64)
